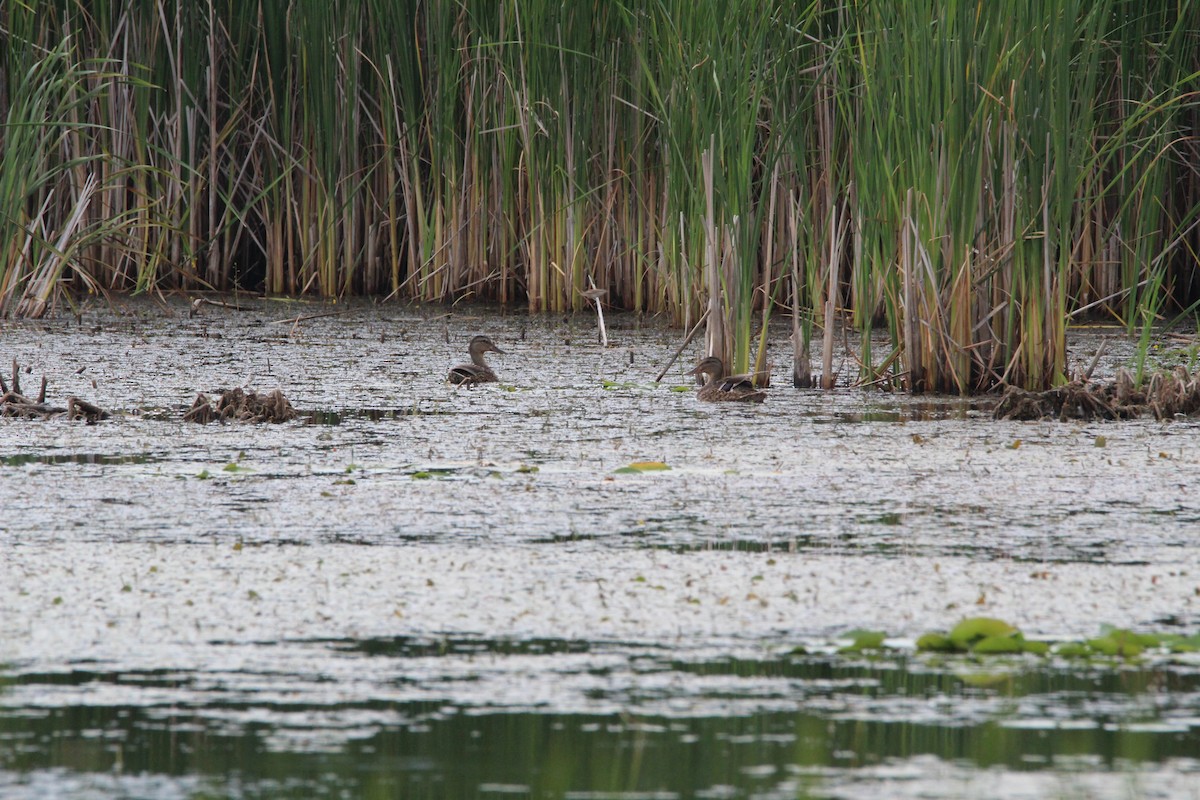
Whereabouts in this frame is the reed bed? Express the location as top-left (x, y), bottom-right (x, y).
top-left (1, 1), bottom-right (1197, 392)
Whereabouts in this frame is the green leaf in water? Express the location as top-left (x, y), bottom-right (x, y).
top-left (613, 461), bottom-right (671, 474)
top-left (1097, 625), bottom-right (1163, 648)
top-left (196, 469), bottom-right (211, 480)
top-left (971, 634), bottom-right (1026, 655)
top-left (1055, 642), bottom-right (1092, 658)
top-left (1169, 637), bottom-right (1200, 653)
top-left (1020, 639), bottom-right (1050, 655)
top-left (223, 462), bottom-right (251, 473)
top-left (916, 633), bottom-right (958, 652)
top-left (1086, 631), bottom-right (1145, 658)
top-left (839, 629), bottom-right (888, 653)
top-left (669, 385), bottom-right (692, 392)
top-left (948, 617), bottom-right (1018, 649)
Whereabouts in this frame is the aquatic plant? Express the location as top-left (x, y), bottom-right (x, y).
top-left (1, 2), bottom-right (1197, 394)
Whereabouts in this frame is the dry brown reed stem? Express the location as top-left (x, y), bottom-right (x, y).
top-left (655, 306), bottom-right (711, 383)
top-left (994, 366), bottom-right (1200, 422)
top-left (1, 359), bottom-right (108, 423)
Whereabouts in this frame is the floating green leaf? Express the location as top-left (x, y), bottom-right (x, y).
top-left (948, 617), bottom-right (1018, 649)
top-left (1086, 632), bottom-right (1144, 658)
top-left (972, 634), bottom-right (1025, 655)
top-left (1020, 640), bottom-right (1050, 656)
top-left (916, 633), bottom-right (957, 652)
top-left (1055, 642), bottom-right (1092, 658)
top-left (614, 461), bottom-right (671, 474)
top-left (839, 629), bottom-right (888, 653)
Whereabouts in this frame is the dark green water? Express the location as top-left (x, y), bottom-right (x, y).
top-left (3, 641), bottom-right (1199, 799)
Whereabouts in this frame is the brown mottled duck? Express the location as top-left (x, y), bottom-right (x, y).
top-left (448, 335), bottom-right (505, 385)
top-left (687, 355), bottom-right (766, 403)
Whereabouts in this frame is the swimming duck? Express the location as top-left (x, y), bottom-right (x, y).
top-left (687, 355), bottom-right (766, 403)
top-left (448, 335), bottom-right (505, 385)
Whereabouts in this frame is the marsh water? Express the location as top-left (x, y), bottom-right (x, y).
top-left (1, 298), bottom-right (1199, 799)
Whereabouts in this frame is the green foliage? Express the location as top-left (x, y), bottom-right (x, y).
top-left (947, 617), bottom-right (1018, 650)
top-left (613, 461), bottom-right (671, 474)
top-left (2, 2), bottom-right (1197, 394)
top-left (838, 629), bottom-right (888, 653)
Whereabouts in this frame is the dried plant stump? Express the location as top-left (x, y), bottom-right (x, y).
top-left (994, 366), bottom-right (1200, 422)
top-left (0, 358), bottom-right (109, 423)
top-left (184, 388), bottom-right (297, 424)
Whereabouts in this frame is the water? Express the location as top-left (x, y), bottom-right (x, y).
top-left (1, 298), bottom-right (1199, 799)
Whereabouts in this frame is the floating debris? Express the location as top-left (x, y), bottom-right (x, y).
top-left (993, 366), bottom-right (1200, 421)
top-left (0, 358), bottom-right (109, 423)
top-left (184, 387), bottom-right (297, 424)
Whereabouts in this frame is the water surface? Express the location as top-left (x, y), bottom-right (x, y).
top-left (1, 299), bottom-right (1198, 798)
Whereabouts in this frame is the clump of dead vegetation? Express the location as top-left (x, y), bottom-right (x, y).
top-left (184, 387), bottom-right (297, 424)
top-left (0, 359), bottom-right (109, 423)
top-left (994, 366), bottom-right (1200, 421)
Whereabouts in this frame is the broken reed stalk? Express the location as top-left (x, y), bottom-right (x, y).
top-left (583, 277), bottom-right (608, 348)
top-left (1, 359), bottom-right (108, 423)
top-left (656, 306), bottom-right (711, 383)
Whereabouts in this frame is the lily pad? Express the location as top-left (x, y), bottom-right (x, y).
top-left (613, 461), bottom-right (671, 474)
top-left (971, 634), bottom-right (1025, 655)
top-left (838, 629), bottom-right (888, 653)
top-left (1086, 632), bottom-right (1144, 658)
top-left (916, 633), bottom-right (957, 652)
top-left (949, 617), bottom-right (1018, 649)
top-left (1097, 626), bottom-right (1162, 648)
top-left (1055, 642), bottom-right (1092, 658)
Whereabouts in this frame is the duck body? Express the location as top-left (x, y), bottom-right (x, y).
top-left (687, 355), bottom-right (766, 403)
top-left (448, 335), bottom-right (505, 385)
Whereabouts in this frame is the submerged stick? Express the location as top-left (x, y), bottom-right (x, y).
top-left (655, 306), bottom-right (711, 382)
top-left (190, 297), bottom-right (256, 317)
top-left (268, 308), bottom-right (352, 325)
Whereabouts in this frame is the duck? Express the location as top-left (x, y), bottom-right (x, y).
top-left (687, 355), bottom-right (766, 403)
top-left (448, 335), bottom-right (505, 385)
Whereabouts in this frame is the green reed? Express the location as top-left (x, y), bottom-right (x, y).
top-left (1, 1), bottom-right (1197, 395)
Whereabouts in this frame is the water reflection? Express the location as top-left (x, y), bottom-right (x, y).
top-left (1, 643), bottom-right (1198, 798)
top-left (1, 452), bottom-right (157, 467)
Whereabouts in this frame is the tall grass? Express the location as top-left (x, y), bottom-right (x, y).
top-left (1, 0), bottom-right (1197, 394)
